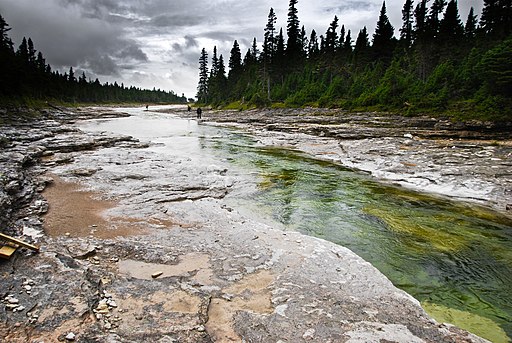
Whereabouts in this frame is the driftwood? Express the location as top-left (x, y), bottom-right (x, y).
top-left (0, 232), bottom-right (40, 252)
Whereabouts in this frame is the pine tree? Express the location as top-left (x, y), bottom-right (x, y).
top-left (308, 29), bottom-right (319, 57)
top-left (263, 8), bottom-right (277, 64)
top-left (286, 0), bottom-right (301, 59)
top-left (17, 37), bottom-right (29, 63)
top-left (251, 38), bottom-right (259, 60)
top-left (426, 0), bottom-right (447, 39)
top-left (0, 14), bottom-right (13, 52)
top-left (480, 0), bottom-right (512, 38)
top-left (465, 7), bottom-right (478, 38)
top-left (400, 0), bottom-right (414, 47)
top-left (324, 16), bottom-right (339, 54)
top-left (210, 46), bottom-right (219, 79)
top-left (439, 0), bottom-right (464, 43)
top-left (228, 40), bottom-right (242, 80)
top-left (27, 38), bottom-right (36, 65)
top-left (413, 0), bottom-right (428, 43)
top-left (344, 30), bottom-right (352, 52)
top-left (197, 48), bottom-right (209, 103)
top-left (372, 1), bottom-right (395, 62)
top-left (354, 27), bottom-right (370, 66)
top-left (68, 66), bottom-right (75, 82)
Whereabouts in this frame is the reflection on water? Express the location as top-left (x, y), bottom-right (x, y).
top-left (81, 107), bottom-right (512, 342)
top-left (209, 138), bottom-right (512, 343)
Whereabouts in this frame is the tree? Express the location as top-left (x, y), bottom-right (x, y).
top-left (308, 29), bottom-right (319, 56)
top-left (68, 66), bottom-right (75, 82)
top-left (17, 37), bottom-right (29, 63)
top-left (210, 46), bottom-right (219, 79)
top-left (400, 0), bottom-right (414, 47)
top-left (354, 27), bottom-right (370, 66)
top-left (0, 14), bottom-right (13, 52)
top-left (251, 38), bottom-right (259, 60)
top-left (197, 48), bottom-right (209, 103)
top-left (372, 1), bottom-right (395, 62)
top-left (343, 30), bottom-right (352, 52)
top-left (27, 38), bottom-right (36, 65)
top-left (439, 0), bottom-right (464, 44)
top-left (263, 8), bottom-right (277, 64)
top-left (465, 7), bottom-right (478, 38)
top-left (324, 16), bottom-right (339, 54)
top-left (286, 0), bottom-right (301, 59)
top-left (480, 0), bottom-right (512, 38)
top-left (426, 0), bottom-right (447, 39)
top-left (413, 0), bottom-right (429, 43)
top-left (228, 40), bottom-right (242, 80)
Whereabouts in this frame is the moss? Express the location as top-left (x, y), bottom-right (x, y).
top-left (422, 302), bottom-right (509, 343)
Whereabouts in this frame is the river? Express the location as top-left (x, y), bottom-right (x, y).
top-left (78, 106), bottom-right (512, 343)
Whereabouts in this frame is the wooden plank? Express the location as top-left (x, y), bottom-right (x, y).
top-left (0, 233), bottom-right (40, 252)
top-left (0, 245), bottom-right (17, 259)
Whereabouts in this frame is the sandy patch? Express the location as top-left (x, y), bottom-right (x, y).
top-left (42, 174), bottom-right (150, 238)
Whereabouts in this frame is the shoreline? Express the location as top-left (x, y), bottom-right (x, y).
top-left (0, 106), bottom-right (501, 341)
top-left (169, 107), bottom-right (512, 219)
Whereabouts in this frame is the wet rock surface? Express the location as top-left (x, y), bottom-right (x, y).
top-left (0, 106), bottom-right (497, 342)
top-left (174, 108), bottom-right (512, 216)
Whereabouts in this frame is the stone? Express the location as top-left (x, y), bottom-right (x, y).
top-left (303, 328), bottom-right (315, 339)
top-left (65, 332), bottom-right (76, 341)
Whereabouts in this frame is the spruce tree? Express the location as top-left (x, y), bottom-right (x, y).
top-left (372, 1), bottom-right (395, 62)
top-left (197, 48), bottom-right (209, 103)
top-left (325, 16), bottom-right (339, 54)
top-left (263, 8), bottom-right (277, 64)
top-left (228, 40), bottom-right (242, 80)
top-left (426, 0), bottom-right (447, 39)
top-left (400, 0), bottom-right (414, 47)
top-left (308, 29), bottom-right (319, 56)
top-left (439, 0), bottom-right (464, 44)
top-left (464, 7), bottom-right (478, 38)
top-left (286, 0), bottom-right (301, 59)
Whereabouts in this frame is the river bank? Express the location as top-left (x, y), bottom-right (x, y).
top-left (171, 107), bottom-right (512, 218)
top-left (0, 106), bottom-right (503, 342)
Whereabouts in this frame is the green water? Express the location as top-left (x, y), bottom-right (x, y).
top-left (209, 133), bottom-right (512, 343)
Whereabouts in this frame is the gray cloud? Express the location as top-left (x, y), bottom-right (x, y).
top-left (0, 0), bottom-right (487, 98)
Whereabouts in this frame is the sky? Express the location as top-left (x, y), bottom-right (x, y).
top-left (0, 0), bottom-right (483, 99)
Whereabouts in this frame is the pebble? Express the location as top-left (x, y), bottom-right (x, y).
top-left (303, 328), bottom-right (315, 339)
top-left (65, 332), bottom-right (76, 341)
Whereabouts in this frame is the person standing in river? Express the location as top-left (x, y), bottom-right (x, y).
top-left (196, 107), bottom-right (202, 119)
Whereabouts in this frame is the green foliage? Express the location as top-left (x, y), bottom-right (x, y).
top-left (197, 1), bottom-right (512, 121)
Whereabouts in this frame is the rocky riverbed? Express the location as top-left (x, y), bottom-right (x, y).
top-left (173, 107), bottom-right (512, 217)
top-left (0, 105), bottom-right (504, 342)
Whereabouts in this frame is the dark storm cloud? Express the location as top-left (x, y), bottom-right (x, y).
top-left (172, 36), bottom-right (199, 53)
top-left (116, 45), bottom-right (148, 62)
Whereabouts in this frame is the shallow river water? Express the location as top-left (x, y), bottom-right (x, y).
top-left (80, 106), bottom-right (512, 342)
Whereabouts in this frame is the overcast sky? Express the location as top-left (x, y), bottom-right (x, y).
top-left (0, 0), bottom-right (483, 99)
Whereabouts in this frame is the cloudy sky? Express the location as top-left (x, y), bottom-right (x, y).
top-left (0, 0), bottom-right (483, 99)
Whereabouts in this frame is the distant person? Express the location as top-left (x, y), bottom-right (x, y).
top-left (187, 105), bottom-right (191, 112)
top-left (145, 104), bottom-right (149, 110)
top-left (196, 107), bottom-right (202, 119)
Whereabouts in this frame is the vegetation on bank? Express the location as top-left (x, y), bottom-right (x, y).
top-left (0, 14), bottom-right (187, 106)
top-left (197, 0), bottom-right (512, 121)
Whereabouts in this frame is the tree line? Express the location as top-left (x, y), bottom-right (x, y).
top-left (197, 0), bottom-right (512, 120)
top-left (0, 13), bottom-right (187, 105)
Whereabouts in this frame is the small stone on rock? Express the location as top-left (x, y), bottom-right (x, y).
top-left (65, 332), bottom-right (76, 341)
top-left (151, 271), bottom-right (163, 279)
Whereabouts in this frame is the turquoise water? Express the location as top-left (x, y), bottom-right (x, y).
top-left (208, 134), bottom-right (512, 343)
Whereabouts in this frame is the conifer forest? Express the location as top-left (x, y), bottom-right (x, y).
top-left (197, 0), bottom-right (512, 120)
top-left (0, 14), bottom-right (187, 105)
